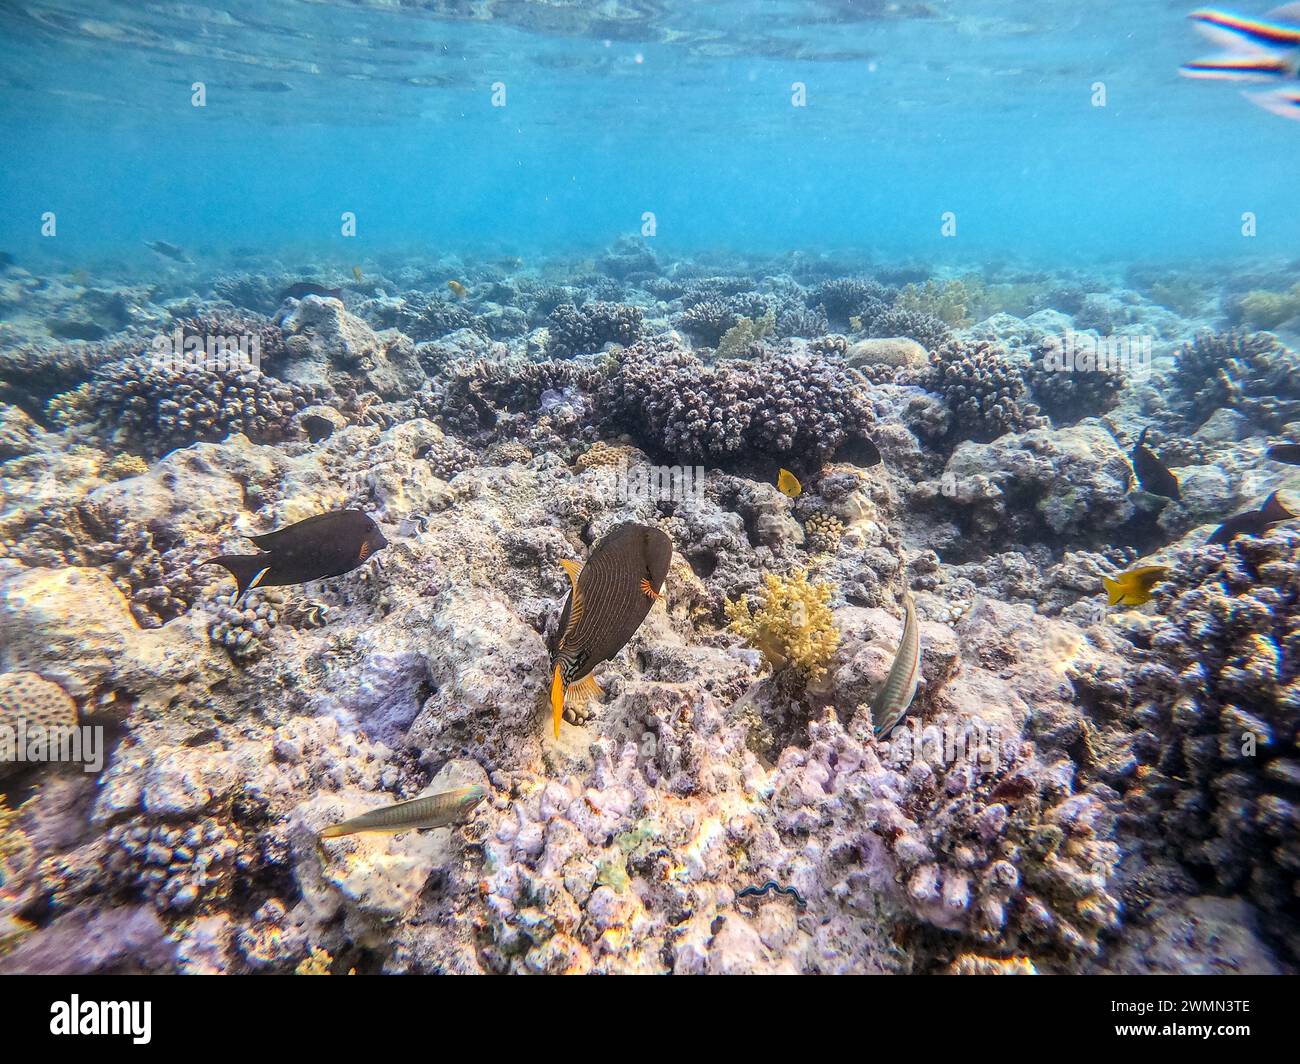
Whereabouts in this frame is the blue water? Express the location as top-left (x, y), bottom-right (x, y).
top-left (0, 0), bottom-right (1297, 263)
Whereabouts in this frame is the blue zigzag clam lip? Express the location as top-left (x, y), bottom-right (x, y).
top-left (1181, 4), bottom-right (1300, 119)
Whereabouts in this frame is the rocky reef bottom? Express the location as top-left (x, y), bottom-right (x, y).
top-left (1, 246), bottom-right (1297, 974)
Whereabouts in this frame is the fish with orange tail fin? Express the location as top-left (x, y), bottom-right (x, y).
top-left (546, 522), bottom-right (672, 738)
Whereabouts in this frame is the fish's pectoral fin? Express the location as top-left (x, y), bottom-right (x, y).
top-left (567, 672), bottom-right (601, 707)
top-left (640, 577), bottom-right (663, 602)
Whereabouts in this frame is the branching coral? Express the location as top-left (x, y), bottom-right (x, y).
top-left (1233, 284), bottom-right (1300, 330)
top-left (86, 357), bottom-right (319, 458)
top-left (1026, 338), bottom-right (1126, 424)
top-left (546, 302), bottom-right (644, 358)
top-left (808, 278), bottom-right (891, 326)
top-left (924, 338), bottom-right (1046, 444)
top-left (597, 337), bottom-right (877, 465)
top-left (1172, 330), bottom-right (1300, 429)
top-left (1126, 529), bottom-right (1300, 955)
top-left (868, 305), bottom-right (953, 352)
top-left (894, 278), bottom-right (986, 328)
top-left (725, 568), bottom-right (840, 679)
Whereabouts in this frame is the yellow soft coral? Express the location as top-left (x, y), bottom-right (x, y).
top-left (1238, 284), bottom-right (1300, 330)
top-left (716, 309), bottom-right (775, 359)
top-left (895, 278), bottom-right (986, 328)
top-left (725, 568), bottom-right (839, 679)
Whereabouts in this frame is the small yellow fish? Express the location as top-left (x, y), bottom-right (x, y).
top-left (1102, 564), bottom-right (1170, 607)
top-left (777, 468), bottom-right (802, 498)
top-left (447, 280), bottom-right (468, 299)
top-left (352, 265), bottom-right (363, 282)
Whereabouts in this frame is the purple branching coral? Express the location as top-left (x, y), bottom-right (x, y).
top-left (546, 302), bottom-right (645, 358)
top-left (596, 337), bottom-right (877, 465)
top-left (771, 712), bottom-right (1123, 970)
top-left (89, 357), bottom-right (320, 458)
top-left (923, 338), bottom-right (1046, 445)
top-left (1126, 530), bottom-right (1300, 958)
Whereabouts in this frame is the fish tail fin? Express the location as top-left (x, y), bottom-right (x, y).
top-left (1102, 576), bottom-right (1125, 606)
top-left (1181, 49), bottom-right (1294, 80)
top-left (1244, 86), bottom-right (1300, 119)
top-left (550, 663), bottom-right (566, 739)
top-left (1262, 491), bottom-right (1297, 521)
top-left (203, 554), bottom-right (270, 604)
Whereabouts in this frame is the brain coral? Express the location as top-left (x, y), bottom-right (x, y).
top-left (0, 672), bottom-right (78, 777)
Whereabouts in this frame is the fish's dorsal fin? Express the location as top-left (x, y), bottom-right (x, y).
top-left (1262, 490), bottom-right (1296, 521)
top-left (560, 558), bottom-right (583, 589)
top-left (559, 559), bottom-right (585, 630)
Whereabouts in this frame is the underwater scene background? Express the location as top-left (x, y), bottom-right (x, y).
top-left (0, 0), bottom-right (1298, 975)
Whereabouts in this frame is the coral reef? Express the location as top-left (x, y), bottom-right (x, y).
top-left (0, 248), bottom-right (1292, 978)
top-left (545, 302), bottom-right (644, 358)
top-left (1125, 530), bottom-right (1300, 958)
top-left (923, 339), bottom-right (1046, 445)
top-left (1173, 330), bottom-right (1300, 430)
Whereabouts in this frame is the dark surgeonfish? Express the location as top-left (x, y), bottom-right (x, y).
top-left (1207, 491), bottom-right (1297, 545)
top-left (548, 523), bottom-right (672, 738)
top-left (301, 414), bottom-right (336, 443)
top-left (144, 240), bottom-right (190, 262)
top-left (1131, 428), bottom-right (1181, 500)
top-left (204, 509), bottom-right (387, 603)
top-left (1266, 442), bottom-right (1300, 464)
top-left (278, 281), bottom-right (344, 302)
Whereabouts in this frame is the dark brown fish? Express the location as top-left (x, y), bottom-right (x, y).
top-left (278, 282), bottom-right (344, 302)
top-left (1266, 443), bottom-right (1300, 465)
top-left (204, 509), bottom-right (387, 603)
top-left (144, 240), bottom-right (189, 263)
top-left (548, 523), bottom-right (672, 737)
top-left (301, 414), bottom-right (336, 443)
top-left (1131, 428), bottom-right (1180, 501)
top-left (1207, 491), bottom-right (1296, 546)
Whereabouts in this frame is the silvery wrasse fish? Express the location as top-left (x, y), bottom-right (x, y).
top-left (870, 587), bottom-right (921, 739)
top-left (319, 784), bottom-right (487, 838)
